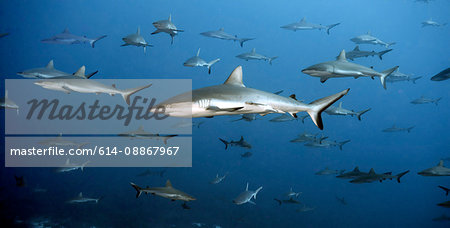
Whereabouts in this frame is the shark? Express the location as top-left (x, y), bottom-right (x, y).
top-left (386, 69), bottom-right (422, 84)
top-left (349, 168), bottom-right (409, 184)
top-left (305, 137), bottom-right (350, 151)
top-left (231, 113), bottom-right (258, 122)
top-left (280, 17), bottom-right (340, 35)
top-left (382, 125), bottom-right (415, 133)
top-left (152, 66), bottom-right (350, 130)
top-left (0, 33), bottom-right (9, 38)
top-left (118, 126), bottom-right (177, 145)
top-left (315, 167), bottom-right (345, 175)
top-left (432, 214), bottom-right (450, 222)
top-left (1, 90), bottom-right (19, 114)
top-left (336, 196), bottom-right (347, 205)
top-left (151, 14), bottom-right (183, 44)
top-left (17, 60), bottom-right (97, 79)
top-left (438, 186), bottom-right (449, 196)
top-left (345, 46), bottom-right (393, 61)
top-left (411, 96), bottom-right (441, 105)
top-left (210, 172), bottom-right (228, 184)
top-left (34, 79), bottom-right (151, 105)
top-left (219, 136), bottom-right (252, 149)
top-left (431, 68), bottom-right (450, 81)
top-left (55, 159), bottom-right (90, 173)
top-left (269, 113), bottom-right (296, 122)
top-left (336, 166), bottom-right (368, 179)
top-left (290, 132), bottom-right (318, 143)
top-left (130, 180), bottom-right (196, 202)
top-left (274, 197), bottom-right (301, 205)
top-left (350, 31), bottom-right (396, 48)
top-left (183, 48), bottom-right (220, 74)
top-left (38, 134), bottom-right (88, 148)
top-left (233, 182), bottom-right (263, 205)
top-left (236, 48), bottom-right (278, 65)
top-left (200, 28), bottom-right (254, 47)
top-left (418, 160), bottom-right (450, 176)
top-left (296, 205), bottom-right (316, 212)
top-left (324, 102), bottom-right (371, 121)
top-left (66, 192), bottom-right (100, 204)
top-left (437, 201), bottom-right (450, 208)
top-left (121, 27), bottom-right (152, 53)
top-left (422, 19), bottom-right (447, 27)
top-left (302, 50), bottom-right (398, 89)
top-left (136, 169), bottom-right (166, 177)
top-left (286, 187), bottom-right (302, 198)
top-left (41, 28), bottom-right (106, 48)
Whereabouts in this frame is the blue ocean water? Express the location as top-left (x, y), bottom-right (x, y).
top-left (1, 0), bottom-right (449, 227)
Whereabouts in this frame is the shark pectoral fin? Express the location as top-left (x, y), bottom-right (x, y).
top-left (206, 106), bottom-right (244, 112)
top-left (248, 200), bottom-right (256, 205)
top-left (61, 86), bottom-right (73, 94)
top-left (320, 77), bottom-right (328, 83)
top-left (151, 29), bottom-right (162, 35)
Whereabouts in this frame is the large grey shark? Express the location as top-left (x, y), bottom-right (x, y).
top-left (345, 46), bottom-right (392, 61)
top-left (350, 168), bottom-right (409, 184)
top-left (55, 159), bottom-right (90, 173)
top-left (274, 197), bottom-right (301, 205)
top-left (418, 160), bottom-right (450, 176)
top-left (433, 214), bottom-right (450, 222)
top-left (236, 48), bottom-right (278, 65)
top-left (210, 173), bottom-right (228, 184)
top-left (305, 137), bottom-right (350, 151)
top-left (315, 167), bottom-right (345, 175)
top-left (386, 69), bottom-right (422, 84)
top-left (1, 90), bottom-right (19, 114)
top-left (118, 126), bottom-right (177, 145)
top-left (66, 192), bottom-right (100, 204)
top-left (219, 136), bottom-right (252, 149)
top-left (18, 60), bottom-right (97, 79)
top-left (151, 14), bottom-right (183, 44)
top-left (200, 28), bottom-right (254, 47)
top-left (280, 17), bottom-right (340, 35)
top-left (152, 66), bottom-right (350, 130)
top-left (350, 31), bottom-right (396, 48)
top-left (121, 27), bottom-right (152, 53)
top-left (183, 48), bottom-right (220, 74)
top-left (231, 113), bottom-right (258, 122)
top-left (431, 68), bottom-right (450, 81)
top-left (382, 124), bottom-right (415, 133)
top-left (34, 79), bottom-right (151, 105)
top-left (285, 187), bottom-right (302, 198)
top-left (130, 180), bottom-right (196, 202)
top-left (269, 113), bottom-right (296, 122)
top-left (301, 50), bottom-right (398, 89)
top-left (336, 166), bottom-right (368, 179)
top-left (290, 132), bottom-right (317, 143)
top-left (41, 28), bottom-right (106, 48)
top-left (422, 19), bottom-right (447, 27)
top-left (38, 134), bottom-right (88, 148)
top-left (411, 96), bottom-right (441, 105)
top-left (233, 182), bottom-right (263, 205)
top-left (324, 102), bottom-right (371, 121)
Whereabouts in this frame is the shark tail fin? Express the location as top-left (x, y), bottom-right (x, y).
top-left (438, 185), bottom-right (450, 196)
top-left (219, 138), bottom-right (229, 149)
top-left (122, 84), bottom-right (152, 105)
top-left (326, 23), bottom-right (341, 35)
top-left (90, 35), bottom-right (107, 48)
top-left (410, 76), bottom-right (422, 84)
top-left (407, 126), bottom-right (415, 133)
top-left (80, 160), bottom-right (90, 171)
top-left (386, 42), bottom-right (396, 48)
top-left (380, 66), bottom-right (399, 90)
top-left (378, 49), bottom-right (393, 60)
top-left (254, 186), bottom-right (263, 199)
top-left (356, 108), bottom-right (371, 121)
top-left (339, 140), bottom-right (351, 151)
top-left (396, 170), bottom-right (409, 183)
top-left (434, 97), bottom-right (442, 106)
top-left (274, 198), bottom-right (282, 205)
top-left (269, 56), bottom-right (278, 65)
top-left (163, 135), bottom-right (177, 145)
top-left (130, 182), bottom-right (143, 198)
top-left (306, 89), bottom-right (350, 130)
top-left (206, 58), bottom-right (220, 74)
top-left (239, 38), bottom-right (254, 47)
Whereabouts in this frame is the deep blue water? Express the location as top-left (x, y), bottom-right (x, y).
top-left (1, 0), bottom-right (449, 227)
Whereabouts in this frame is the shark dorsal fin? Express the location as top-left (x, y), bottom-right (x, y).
top-left (224, 66), bottom-right (245, 87)
top-left (246, 182), bottom-right (249, 191)
top-left (46, 60), bottom-right (54, 69)
top-left (338, 102), bottom-right (342, 108)
top-left (74, 66), bottom-right (86, 77)
top-left (336, 50), bottom-right (347, 61)
top-left (65, 158), bottom-right (70, 165)
top-left (367, 31), bottom-right (371, 35)
top-left (369, 168), bottom-right (375, 175)
top-left (78, 192), bottom-right (83, 197)
top-left (353, 46), bottom-right (360, 51)
top-left (239, 136), bottom-right (244, 142)
top-left (438, 160), bottom-right (444, 167)
top-left (300, 17), bottom-right (306, 22)
top-left (165, 180), bottom-right (173, 188)
top-left (251, 48), bottom-right (256, 54)
top-left (196, 48), bottom-right (201, 56)
top-left (63, 28), bottom-right (70, 34)
top-left (289, 94), bottom-right (297, 101)
top-left (137, 27), bottom-right (140, 35)
top-left (354, 166), bottom-right (360, 172)
top-left (168, 14), bottom-right (172, 21)
top-left (219, 28), bottom-right (224, 31)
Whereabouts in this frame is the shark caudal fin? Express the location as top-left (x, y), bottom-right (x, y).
top-left (326, 23), bottom-right (341, 35)
top-left (90, 35), bottom-right (107, 48)
top-left (434, 97), bottom-right (442, 106)
top-left (386, 42), bottom-right (396, 48)
top-left (219, 138), bottom-right (229, 149)
top-left (269, 56), bottom-right (278, 65)
top-left (207, 59), bottom-right (220, 74)
top-left (396, 170), bottom-right (410, 183)
top-left (407, 126), bottom-right (415, 133)
top-left (121, 84), bottom-right (152, 105)
top-left (338, 140), bottom-right (351, 151)
top-left (356, 108), bottom-right (371, 121)
top-left (380, 66), bottom-right (399, 90)
top-left (163, 135), bottom-right (178, 145)
top-left (410, 76), bottom-right (422, 84)
top-left (438, 186), bottom-right (450, 196)
top-left (80, 161), bottom-right (90, 171)
top-left (239, 38), bottom-right (254, 47)
top-left (254, 186), bottom-right (263, 199)
top-left (306, 89), bottom-right (350, 130)
top-left (130, 182), bottom-right (143, 198)
top-left (274, 198), bottom-right (282, 205)
top-left (378, 49), bottom-right (393, 60)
